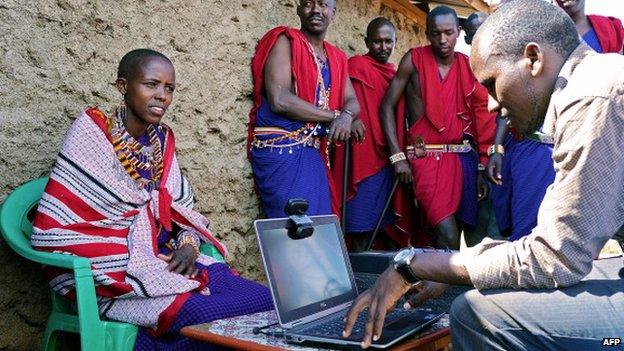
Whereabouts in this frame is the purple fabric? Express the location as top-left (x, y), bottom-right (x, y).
top-left (582, 27), bottom-right (604, 53)
top-left (133, 263), bottom-right (273, 350)
top-left (491, 134), bottom-right (555, 240)
top-left (455, 150), bottom-right (479, 227)
top-left (135, 126), bottom-right (166, 182)
top-left (345, 165), bottom-right (394, 232)
top-left (132, 129), bottom-right (273, 350)
top-left (251, 144), bottom-right (332, 218)
top-left (251, 58), bottom-right (333, 218)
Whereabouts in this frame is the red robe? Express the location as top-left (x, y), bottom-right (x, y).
top-left (396, 46), bottom-right (494, 228)
top-left (332, 55), bottom-right (419, 246)
top-left (248, 26), bottom-right (349, 215)
top-left (331, 55), bottom-right (394, 204)
top-left (587, 15), bottom-right (624, 54)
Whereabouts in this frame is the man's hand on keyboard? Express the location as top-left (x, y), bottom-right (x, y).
top-left (342, 266), bottom-right (411, 349)
top-left (404, 281), bottom-right (449, 309)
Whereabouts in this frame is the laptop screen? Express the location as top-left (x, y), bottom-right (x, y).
top-left (255, 215), bottom-right (358, 326)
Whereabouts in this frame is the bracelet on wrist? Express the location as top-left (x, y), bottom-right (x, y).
top-left (342, 108), bottom-right (355, 119)
top-left (389, 152), bottom-right (407, 164)
top-left (178, 235), bottom-right (200, 259)
top-left (478, 163), bottom-right (486, 172)
top-left (487, 144), bottom-right (505, 156)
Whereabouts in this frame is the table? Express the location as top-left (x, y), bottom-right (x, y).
top-left (181, 310), bottom-right (451, 351)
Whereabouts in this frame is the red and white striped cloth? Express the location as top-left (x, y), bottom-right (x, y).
top-left (31, 108), bottom-right (228, 327)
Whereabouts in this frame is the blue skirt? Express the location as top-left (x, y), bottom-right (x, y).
top-left (251, 142), bottom-right (332, 218)
top-left (491, 135), bottom-right (555, 240)
top-left (345, 166), bottom-right (394, 233)
top-left (133, 263), bottom-right (273, 350)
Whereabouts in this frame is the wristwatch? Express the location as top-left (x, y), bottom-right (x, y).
top-left (393, 247), bottom-right (420, 285)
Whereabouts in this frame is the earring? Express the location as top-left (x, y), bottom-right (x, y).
top-left (117, 95), bottom-right (126, 121)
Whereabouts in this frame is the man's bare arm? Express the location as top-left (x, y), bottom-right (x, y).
top-left (487, 116), bottom-right (509, 185)
top-left (380, 52), bottom-right (415, 156)
top-left (380, 52), bottom-right (419, 183)
top-left (264, 35), bottom-right (335, 123)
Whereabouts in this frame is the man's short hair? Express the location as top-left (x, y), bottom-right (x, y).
top-left (117, 48), bottom-right (171, 80)
top-left (299, 0), bottom-right (336, 8)
top-left (465, 12), bottom-right (487, 30)
top-left (366, 17), bottom-right (395, 38)
top-left (477, 0), bottom-right (579, 60)
top-left (426, 5), bottom-right (459, 32)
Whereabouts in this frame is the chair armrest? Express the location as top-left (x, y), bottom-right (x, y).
top-left (1, 233), bottom-right (91, 270)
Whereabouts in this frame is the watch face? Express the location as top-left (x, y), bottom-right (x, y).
top-left (393, 248), bottom-right (412, 263)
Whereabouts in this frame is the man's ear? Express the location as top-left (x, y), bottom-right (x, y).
top-left (523, 42), bottom-right (543, 77)
top-left (115, 78), bottom-right (127, 95)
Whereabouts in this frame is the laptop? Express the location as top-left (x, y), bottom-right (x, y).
top-left (254, 215), bottom-right (444, 349)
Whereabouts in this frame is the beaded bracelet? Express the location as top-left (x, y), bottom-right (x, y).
top-left (342, 108), bottom-right (355, 118)
top-left (389, 152), bottom-right (407, 164)
top-left (487, 144), bottom-right (505, 156)
top-left (178, 235), bottom-right (200, 260)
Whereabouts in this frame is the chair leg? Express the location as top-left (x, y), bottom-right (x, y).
top-left (103, 322), bottom-right (139, 351)
top-left (40, 326), bottom-right (58, 351)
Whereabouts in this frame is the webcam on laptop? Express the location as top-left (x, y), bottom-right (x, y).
top-left (284, 198), bottom-right (314, 240)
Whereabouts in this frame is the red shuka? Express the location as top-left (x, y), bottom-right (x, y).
top-left (331, 54), bottom-right (395, 203)
top-left (395, 46), bottom-right (494, 228)
top-left (587, 15), bottom-right (624, 54)
top-left (248, 26), bottom-right (349, 215)
top-left (332, 55), bottom-right (420, 247)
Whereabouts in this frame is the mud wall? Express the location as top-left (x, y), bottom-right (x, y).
top-left (0, 0), bottom-right (426, 348)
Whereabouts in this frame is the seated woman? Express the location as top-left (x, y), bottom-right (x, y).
top-left (30, 49), bottom-right (273, 350)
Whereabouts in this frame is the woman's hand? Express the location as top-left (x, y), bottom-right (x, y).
top-left (158, 244), bottom-right (198, 278)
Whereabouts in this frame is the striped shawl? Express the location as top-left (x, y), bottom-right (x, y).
top-left (31, 108), bottom-right (228, 327)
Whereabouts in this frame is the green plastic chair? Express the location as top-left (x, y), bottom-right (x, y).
top-left (0, 178), bottom-right (224, 350)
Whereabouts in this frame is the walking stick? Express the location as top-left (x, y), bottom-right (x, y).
top-left (365, 178), bottom-right (400, 251)
top-left (341, 141), bottom-right (350, 232)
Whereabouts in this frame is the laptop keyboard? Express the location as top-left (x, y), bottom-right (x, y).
top-left (300, 308), bottom-right (414, 339)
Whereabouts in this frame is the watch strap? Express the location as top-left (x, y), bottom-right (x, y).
top-left (396, 263), bottom-right (419, 284)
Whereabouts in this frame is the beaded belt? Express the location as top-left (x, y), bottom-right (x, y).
top-left (406, 140), bottom-right (472, 159)
top-left (251, 125), bottom-right (321, 150)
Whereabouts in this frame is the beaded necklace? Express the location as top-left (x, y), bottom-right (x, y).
top-left (109, 108), bottom-right (164, 192)
top-left (306, 40), bottom-right (331, 110)
top-left (250, 40), bottom-right (331, 155)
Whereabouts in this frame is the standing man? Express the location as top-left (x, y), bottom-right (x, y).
top-left (248, 0), bottom-right (360, 218)
top-left (555, 0), bottom-right (623, 54)
top-left (380, 6), bottom-right (495, 249)
top-left (463, 12), bottom-right (488, 46)
top-left (343, 1), bottom-right (624, 349)
top-left (488, 0), bottom-right (623, 240)
top-left (332, 17), bottom-right (398, 251)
